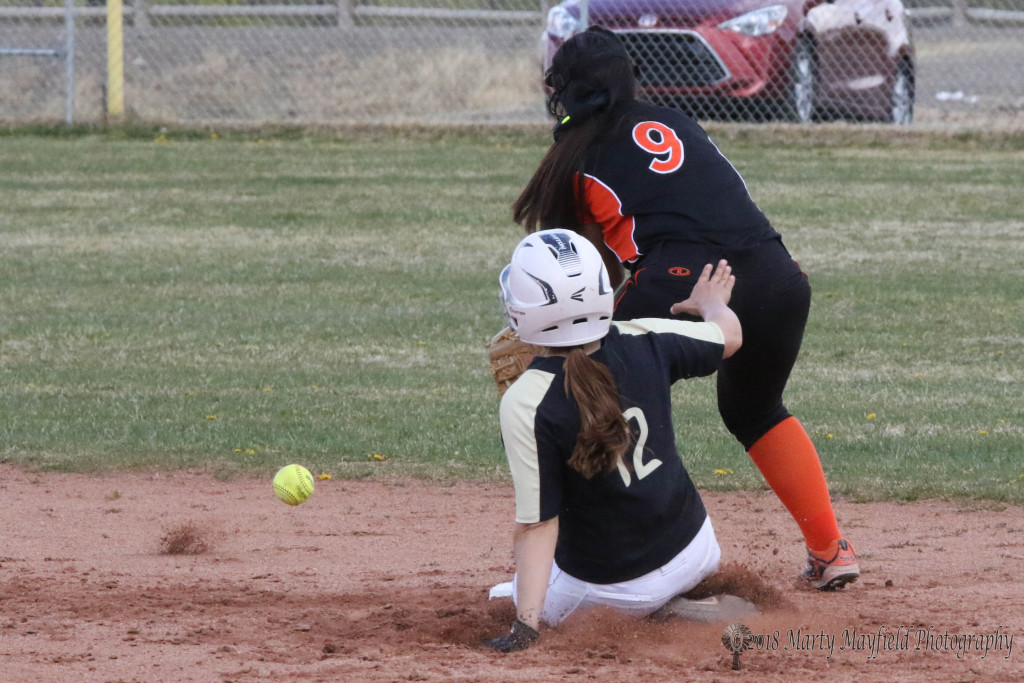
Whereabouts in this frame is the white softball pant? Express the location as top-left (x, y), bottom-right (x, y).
top-left (504, 515), bottom-right (721, 626)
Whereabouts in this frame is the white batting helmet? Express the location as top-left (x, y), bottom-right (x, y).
top-left (499, 229), bottom-right (614, 347)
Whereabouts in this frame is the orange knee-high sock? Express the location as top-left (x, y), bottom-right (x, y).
top-left (747, 416), bottom-right (841, 552)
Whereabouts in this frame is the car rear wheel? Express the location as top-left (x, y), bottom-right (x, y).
top-left (785, 39), bottom-right (817, 123)
top-left (889, 60), bottom-right (914, 125)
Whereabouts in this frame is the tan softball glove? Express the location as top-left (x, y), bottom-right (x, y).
top-left (486, 327), bottom-right (542, 398)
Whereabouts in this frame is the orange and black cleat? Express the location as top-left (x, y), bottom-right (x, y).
top-left (800, 539), bottom-right (860, 591)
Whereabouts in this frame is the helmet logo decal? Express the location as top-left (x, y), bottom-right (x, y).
top-left (570, 287), bottom-right (586, 302)
top-left (538, 231), bottom-right (583, 276)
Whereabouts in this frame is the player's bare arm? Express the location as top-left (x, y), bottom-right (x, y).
top-left (669, 260), bottom-right (742, 358)
top-left (512, 518), bottom-right (559, 630)
top-left (484, 518), bottom-right (557, 652)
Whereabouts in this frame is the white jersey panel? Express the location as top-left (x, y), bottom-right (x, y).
top-left (499, 368), bottom-right (557, 524)
top-left (612, 318), bottom-right (724, 346)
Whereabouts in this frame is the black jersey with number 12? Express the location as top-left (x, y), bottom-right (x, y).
top-left (498, 318), bottom-right (725, 584)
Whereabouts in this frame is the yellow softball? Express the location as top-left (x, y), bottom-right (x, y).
top-left (272, 464), bottom-right (315, 506)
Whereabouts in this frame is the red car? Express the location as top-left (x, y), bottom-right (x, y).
top-left (541, 0), bottom-right (915, 123)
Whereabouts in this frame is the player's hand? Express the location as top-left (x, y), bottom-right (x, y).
top-left (669, 260), bottom-right (735, 319)
top-left (670, 260), bottom-right (742, 359)
top-left (483, 618), bottom-right (539, 653)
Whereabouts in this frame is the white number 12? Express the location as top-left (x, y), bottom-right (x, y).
top-left (616, 407), bottom-right (662, 487)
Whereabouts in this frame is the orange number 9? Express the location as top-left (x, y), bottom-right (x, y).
top-left (632, 121), bottom-right (684, 174)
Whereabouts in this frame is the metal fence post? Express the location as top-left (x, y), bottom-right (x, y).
top-left (951, 0), bottom-right (968, 27)
top-left (107, 0), bottom-right (125, 118)
top-left (65, 0), bottom-right (75, 124)
top-left (135, 0), bottom-right (151, 32)
top-left (336, 0), bottom-right (350, 27)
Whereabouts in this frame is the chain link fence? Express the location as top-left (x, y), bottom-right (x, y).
top-left (1, 0), bottom-right (1022, 127)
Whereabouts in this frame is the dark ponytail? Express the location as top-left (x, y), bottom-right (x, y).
top-left (512, 26), bottom-right (638, 233)
top-left (511, 114), bottom-right (609, 233)
top-left (563, 347), bottom-right (630, 478)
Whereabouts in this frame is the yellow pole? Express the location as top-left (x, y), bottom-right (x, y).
top-left (107, 0), bottom-right (125, 118)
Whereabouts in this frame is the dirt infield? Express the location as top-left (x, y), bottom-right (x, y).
top-left (1, 464), bottom-right (1022, 682)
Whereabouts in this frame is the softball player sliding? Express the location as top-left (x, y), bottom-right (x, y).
top-left (512, 27), bottom-right (858, 592)
top-left (485, 230), bottom-right (752, 652)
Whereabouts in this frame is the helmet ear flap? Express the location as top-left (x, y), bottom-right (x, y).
top-left (561, 80), bottom-right (611, 121)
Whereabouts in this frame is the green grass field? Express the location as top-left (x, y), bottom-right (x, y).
top-left (1, 125), bottom-right (1022, 503)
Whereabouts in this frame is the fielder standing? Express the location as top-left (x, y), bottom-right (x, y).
top-left (512, 27), bottom-right (858, 591)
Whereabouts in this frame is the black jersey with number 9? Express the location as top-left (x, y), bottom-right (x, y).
top-left (579, 102), bottom-right (780, 265)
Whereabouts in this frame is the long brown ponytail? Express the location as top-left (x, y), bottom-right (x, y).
top-left (563, 347), bottom-right (630, 478)
top-left (511, 114), bottom-right (607, 233)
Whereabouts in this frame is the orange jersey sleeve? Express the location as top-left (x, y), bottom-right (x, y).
top-left (578, 173), bottom-right (641, 264)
